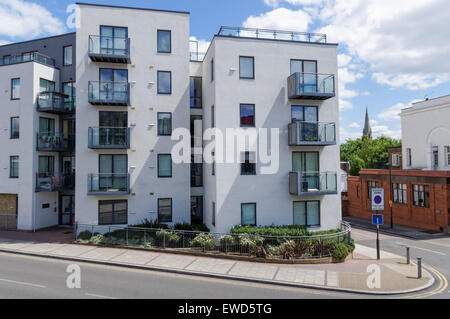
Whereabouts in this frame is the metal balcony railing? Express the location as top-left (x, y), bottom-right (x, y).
top-left (35, 173), bottom-right (75, 192)
top-left (88, 35), bottom-right (131, 63)
top-left (88, 127), bottom-right (130, 149)
top-left (37, 92), bottom-right (74, 114)
top-left (36, 132), bottom-right (74, 152)
top-left (218, 26), bottom-right (327, 43)
top-left (87, 173), bottom-right (130, 195)
top-left (288, 72), bottom-right (335, 100)
top-left (288, 121), bottom-right (336, 146)
top-left (88, 81), bottom-right (130, 106)
top-left (289, 171), bottom-right (338, 196)
top-left (0, 52), bottom-right (55, 68)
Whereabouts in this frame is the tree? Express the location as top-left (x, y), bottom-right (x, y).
top-left (341, 136), bottom-right (401, 176)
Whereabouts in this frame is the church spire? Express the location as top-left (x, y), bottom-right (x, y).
top-left (363, 107), bottom-right (373, 139)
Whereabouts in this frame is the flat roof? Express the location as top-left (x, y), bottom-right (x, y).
top-left (0, 32), bottom-right (75, 49)
top-left (76, 2), bottom-right (190, 15)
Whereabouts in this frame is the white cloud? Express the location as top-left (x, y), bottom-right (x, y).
top-left (189, 36), bottom-right (211, 54)
top-left (340, 127), bottom-right (361, 142)
top-left (264, 0), bottom-right (325, 7)
top-left (371, 125), bottom-right (401, 139)
top-left (349, 122), bottom-right (360, 128)
top-left (0, 0), bottom-right (66, 39)
top-left (339, 99), bottom-right (353, 111)
top-left (243, 8), bottom-right (311, 32)
top-left (377, 100), bottom-right (420, 122)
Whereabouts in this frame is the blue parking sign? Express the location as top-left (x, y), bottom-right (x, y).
top-left (372, 214), bottom-right (384, 225)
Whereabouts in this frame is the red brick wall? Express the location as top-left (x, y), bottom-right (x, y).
top-left (346, 172), bottom-right (449, 233)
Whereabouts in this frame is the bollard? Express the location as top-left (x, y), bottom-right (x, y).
top-left (417, 258), bottom-right (422, 279)
top-left (406, 247), bottom-right (410, 265)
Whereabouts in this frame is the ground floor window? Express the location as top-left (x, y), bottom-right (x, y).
top-left (393, 183), bottom-right (407, 204)
top-left (413, 185), bottom-right (430, 208)
top-left (158, 198), bottom-right (172, 222)
top-left (241, 203), bottom-right (256, 226)
top-left (293, 201), bottom-right (320, 227)
top-left (98, 200), bottom-right (127, 225)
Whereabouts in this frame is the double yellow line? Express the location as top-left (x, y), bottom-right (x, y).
top-left (407, 264), bottom-right (448, 299)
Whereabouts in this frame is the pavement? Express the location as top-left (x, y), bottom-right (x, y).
top-left (0, 228), bottom-right (435, 295)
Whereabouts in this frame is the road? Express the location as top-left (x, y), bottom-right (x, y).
top-left (0, 227), bottom-right (448, 299)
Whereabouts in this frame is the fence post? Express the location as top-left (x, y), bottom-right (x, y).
top-left (320, 237), bottom-right (323, 258)
top-left (347, 229), bottom-right (351, 245)
top-left (406, 247), bottom-right (410, 265)
top-left (6, 215), bottom-right (8, 231)
top-left (163, 231), bottom-right (166, 249)
top-left (203, 238), bottom-right (206, 253)
top-left (126, 228), bottom-right (129, 246)
top-left (144, 229), bottom-right (146, 246)
top-left (417, 258), bottom-right (422, 279)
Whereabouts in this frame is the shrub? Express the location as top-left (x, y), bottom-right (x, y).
top-left (220, 235), bottom-right (235, 245)
top-left (278, 240), bottom-right (297, 259)
top-left (347, 238), bottom-right (356, 253)
top-left (174, 223), bottom-right (210, 232)
top-left (332, 244), bottom-right (349, 260)
top-left (77, 230), bottom-right (93, 241)
top-left (156, 230), bottom-right (180, 247)
top-left (89, 234), bottom-right (105, 245)
top-left (230, 225), bottom-right (309, 237)
top-left (190, 233), bottom-right (216, 250)
top-left (131, 218), bottom-right (169, 230)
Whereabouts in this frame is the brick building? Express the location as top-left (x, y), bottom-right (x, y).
top-left (345, 169), bottom-right (450, 233)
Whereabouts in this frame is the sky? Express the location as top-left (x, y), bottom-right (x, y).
top-left (1, 0), bottom-right (450, 142)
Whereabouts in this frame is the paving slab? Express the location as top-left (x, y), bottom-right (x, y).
top-left (78, 247), bottom-right (127, 261)
top-left (326, 271), bottom-right (339, 287)
top-left (228, 262), bottom-right (279, 280)
top-left (111, 250), bottom-right (161, 265)
top-left (186, 258), bottom-right (236, 275)
top-left (148, 254), bottom-right (197, 270)
top-left (0, 241), bottom-right (34, 251)
top-left (49, 244), bottom-right (98, 257)
top-left (18, 243), bottom-right (66, 254)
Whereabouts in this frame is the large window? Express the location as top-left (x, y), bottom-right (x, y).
top-left (10, 117), bottom-right (19, 139)
top-left (100, 26), bottom-right (128, 56)
top-left (291, 105), bottom-right (318, 122)
top-left (99, 200), bottom-right (127, 225)
top-left (11, 78), bottom-right (20, 100)
top-left (98, 154), bottom-right (128, 192)
top-left (241, 152), bottom-right (256, 175)
top-left (190, 77), bottom-right (202, 108)
top-left (191, 155), bottom-right (203, 187)
top-left (38, 156), bottom-right (55, 175)
top-left (241, 203), bottom-right (256, 226)
top-left (413, 185), bottom-right (430, 208)
top-left (40, 78), bottom-right (55, 93)
top-left (158, 198), bottom-right (172, 222)
top-left (191, 196), bottom-right (203, 224)
top-left (157, 113), bottom-right (172, 136)
top-left (158, 154), bottom-right (172, 178)
top-left (157, 71), bottom-right (172, 94)
top-left (290, 59), bottom-right (317, 75)
top-left (63, 82), bottom-right (76, 107)
top-left (293, 201), bottom-right (320, 227)
top-left (39, 117), bottom-right (55, 134)
top-left (239, 56), bottom-right (255, 79)
top-left (393, 183), bottom-right (407, 205)
top-left (157, 30), bottom-right (171, 53)
top-left (240, 104), bottom-right (255, 127)
top-left (10, 156), bottom-right (19, 178)
top-left (63, 45), bottom-right (73, 66)
top-left (367, 181), bottom-right (379, 199)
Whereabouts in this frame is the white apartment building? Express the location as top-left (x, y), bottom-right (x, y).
top-left (0, 3), bottom-right (341, 233)
top-left (401, 95), bottom-right (450, 171)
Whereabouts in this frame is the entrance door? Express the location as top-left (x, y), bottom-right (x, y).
top-left (60, 195), bottom-right (74, 226)
top-left (62, 156), bottom-right (75, 189)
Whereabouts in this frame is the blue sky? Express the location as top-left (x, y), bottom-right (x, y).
top-left (2, 0), bottom-right (450, 142)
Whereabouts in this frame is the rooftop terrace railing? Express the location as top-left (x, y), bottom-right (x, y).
top-left (0, 52), bottom-right (56, 68)
top-left (218, 26), bottom-right (327, 43)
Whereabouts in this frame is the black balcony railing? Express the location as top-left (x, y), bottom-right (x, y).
top-left (289, 171), bottom-right (338, 196)
top-left (288, 72), bottom-right (335, 100)
top-left (88, 173), bottom-right (130, 195)
top-left (288, 121), bottom-right (336, 146)
top-left (88, 81), bottom-right (130, 106)
top-left (37, 92), bottom-right (74, 114)
top-left (36, 132), bottom-right (74, 152)
top-left (88, 127), bottom-right (130, 149)
top-left (35, 173), bottom-right (75, 192)
top-left (88, 35), bottom-right (131, 63)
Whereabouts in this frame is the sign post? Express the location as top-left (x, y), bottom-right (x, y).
top-left (371, 188), bottom-right (385, 260)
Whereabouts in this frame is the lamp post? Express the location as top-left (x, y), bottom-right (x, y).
top-left (389, 165), bottom-right (393, 229)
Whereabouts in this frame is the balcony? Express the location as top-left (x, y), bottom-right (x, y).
top-left (288, 121), bottom-right (336, 146)
top-left (88, 35), bottom-right (131, 63)
top-left (87, 173), bottom-right (130, 195)
top-left (288, 72), bottom-right (335, 100)
top-left (88, 81), bottom-right (130, 106)
top-left (37, 92), bottom-right (74, 114)
top-left (35, 173), bottom-right (75, 192)
top-left (36, 132), bottom-right (74, 152)
top-left (0, 52), bottom-right (55, 68)
top-left (88, 127), bottom-right (130, 149)
top-left (218, 26), bottom-right (327, 43)
top-left (289, 172), bottom-right (337, 196)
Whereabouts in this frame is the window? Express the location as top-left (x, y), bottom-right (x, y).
top-left (432, 146), bottom-right (439, 169)
top-left (241, 203), bottom-right (256, 226)
top-left (445, 146), bottom-right (450, 166)
top-left (241, 152), bottom-right (256, 175)
top-left (191, 196), bottom-right (203, 223)
top-left (98, 155), bottom-right (128, 192)
top-left (100, 26), bottom-right (128, 56)
top-left (239, 56), bottom-right (254, 79)
top-left (63, 82), bottom-right (76, 108)
top-left (212, 202), bottom-right (216, 226)
top-left (293, 201), bottom-right (320, 227)
top-left (367, 181), bottom-right (379, 199)
top-left (190, 77), bottom-right (202, 108)
top-left (158, 154), bottom-right (172, 178)
top-left (212, 151), bottom-right (215, 176)
top-left (157, 30), bottom-right (171, 53)
top-left (100, 68), bottom-right (128, 82)
top-left (407, 148), bottom-right (412, 167)
top-left (3, 55), bottom-right (11, 64)
top-left (392, 154), bottom-right (400, 167)
top-left (22, 51), bottom-right (35, 62)
top-left (10, 156), bottom-right (19, 178)
top-left (393, 183), bottom-right (407, 204)
top-left (11, 78), bottom-right (20, 100)
top-left (39, 78), bottom-right (55, 93)
top-left (63, 46), bottom-right (72, 66)
top-left (413, 185), bottom-right (430, 208)
top-left (158, 198), bottom-right (172, 222)
top-left (158, 113), bottom-right (172, 136)
top-left (290, 60), bottom-right (317, 75)
top-left (240, 104), bottom-right (255, 127)
top-left (157, 71), bottom-right (172, 94)
top-left (39, 117), bottom-right (55, 134)
top-left (290, 60), bottom-right (318, 93)
top-left (211, 59), bottom-right (214, 82)
top-left (211, 105), bottom-right (215, 128)
top-left (291, 105), bottom-right (318, 122)
top-left (10, 117), bottom-right (19, 139)
top-left (99, 200), bottom-right (127, 225)
top-left (191, 155), bottom-right (203, 187)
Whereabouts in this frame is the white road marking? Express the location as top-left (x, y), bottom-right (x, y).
top-left (85, 292), bottom-right (116, 299)
top-left (0, 278), bottom-right (46, 289)
top-left (396, 242), bottom-right (446, 256)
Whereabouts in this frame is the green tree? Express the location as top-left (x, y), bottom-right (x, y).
top-left (341, 136), bottom-right (401, 176)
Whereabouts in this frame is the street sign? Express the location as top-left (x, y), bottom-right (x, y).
top-left (372, 214), bottom-right (384, 226)
top-left (371, 188), bottom-right (385, 211)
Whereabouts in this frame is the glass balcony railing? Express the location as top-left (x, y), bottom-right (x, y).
top-left (36, 132), bottom-right (74, 152)
top-left (88, 127), bottom-right (130, 149)
top-left (288, 72), bottom-right (335, 100)
top-left (37, 92), bottom-right (74, 114)
top-left (289, 171), bottom-right (337, 196)
top-left (288, 121), bottom-right (336, 146)
top-left (87, 173), bottom-right (130, 195)
top-left (88, 81), bottom-right (130, 106)
top-left (35, 173), bottom-right (75, 192)
top-left (88, 35), bottom-right (131, 63)
top-left (0, 52), bottom-right (55, 68)
top-left (218, 27), bottom-right (327, 43)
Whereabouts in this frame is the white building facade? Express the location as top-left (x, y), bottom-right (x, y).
top-left (0, 3), bottom-right (341, 233)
